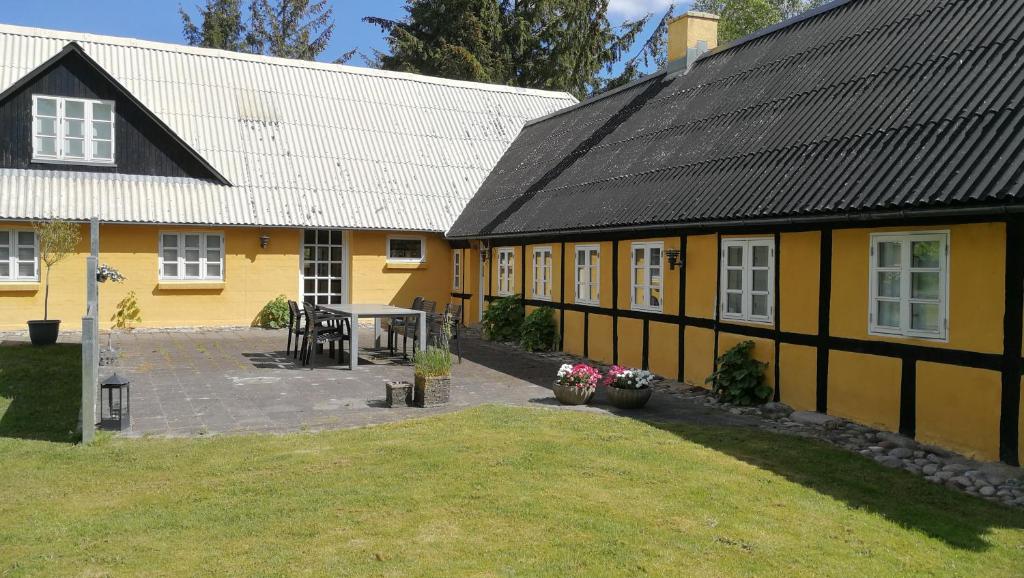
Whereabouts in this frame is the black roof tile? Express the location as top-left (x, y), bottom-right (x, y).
top-left (449, 0), bottom-right (1024, 238)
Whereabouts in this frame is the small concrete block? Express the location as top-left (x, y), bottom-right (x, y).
top-left (385, 381), bottom-right (413, 408)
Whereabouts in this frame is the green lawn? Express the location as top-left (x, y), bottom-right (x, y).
top-left (1, 345), bottom-right (1023, 576)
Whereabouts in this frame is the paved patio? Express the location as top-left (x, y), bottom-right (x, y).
top-left (104, 327), bottom-right (757, 437)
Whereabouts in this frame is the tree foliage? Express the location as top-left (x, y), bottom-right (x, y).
top-left (692, 0), bottom-right (827, 44)
top-left (366, 0), bottom-right (649, 98)
top-left (33, 220), bottom-right (82, 320)
top-left (179, 0), bottom-right (336, 60)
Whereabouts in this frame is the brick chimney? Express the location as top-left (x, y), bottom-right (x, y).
top-left (667, 11), bottom-right (720, 70)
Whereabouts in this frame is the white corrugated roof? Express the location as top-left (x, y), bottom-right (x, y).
top-left (0, 24), bottom-right (576, 231)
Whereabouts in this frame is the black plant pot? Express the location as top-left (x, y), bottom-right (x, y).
top-left (27, 320), bottom-right (60, 346)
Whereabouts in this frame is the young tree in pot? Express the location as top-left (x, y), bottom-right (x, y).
top-left (28, 220), bottom-right (82, 345)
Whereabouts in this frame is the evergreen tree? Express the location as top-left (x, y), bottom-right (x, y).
top-left (367, 0), bottom-right (649, 98)
top-left (180, 0), bottom-right (251, 52)
top-left (249, 0), bottom-right (336, 60)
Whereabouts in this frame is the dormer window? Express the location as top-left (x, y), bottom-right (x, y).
top-left (32, 95), bottom-right (114, 164)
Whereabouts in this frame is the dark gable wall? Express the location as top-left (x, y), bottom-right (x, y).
top-left (0, 50), bottom-right (219, 180)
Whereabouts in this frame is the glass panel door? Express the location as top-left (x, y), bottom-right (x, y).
top-left (302, 229), bottom-right (344, 305)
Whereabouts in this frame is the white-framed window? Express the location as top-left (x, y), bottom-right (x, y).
top-left (452, 249), bottom-right (462, 291)
top-left (531, 246), bottom-right (553, 300)
top-left (631, 241), bottom-right (664, 312)
top-left (720, 238), bottom-right (775, 323)
top-left (869, 231), bottom-right (948, 339)
top-left (387, 236), bottom-right (425, 263)
top-left (159, 232), bottom-right (224, 281)
top-left (496, 247), bottom-right (515, 296)
top-left (574, 244), bottom-right (600, 305)
top-left (0, 229), bottom-right (38, 281)
top-left (32, 95), bottom-right (115, 164)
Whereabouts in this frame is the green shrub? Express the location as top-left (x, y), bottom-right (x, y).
top-left (255, 295), bottom-right (290, 329)
top-left (414, 346), bottom-right (453, 378)
top-left (519, 307), bottom-right (558, 352)
top-left (705, 340), bottom-right (771, 406)
top-left (481, 295), bottom-right (524, 341)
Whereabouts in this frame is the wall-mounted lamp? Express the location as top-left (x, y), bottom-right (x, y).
top-left (480, 241), bottom-right (491, 262)
top-left (666, 248), bottom-right (683, 270)
top-left (259, 232), bottom-right (270, 249)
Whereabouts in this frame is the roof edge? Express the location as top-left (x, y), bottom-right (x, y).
top-left (0, 22), bottom-right (577, 102)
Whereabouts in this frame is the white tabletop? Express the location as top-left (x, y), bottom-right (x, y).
top-left (319, 304), bottom-right (421, 316)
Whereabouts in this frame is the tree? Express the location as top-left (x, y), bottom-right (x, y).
top-left (692, 0), bottom-right (826, 44)
top-left (33, 220), bottom-right (82, 321)
top-left (180, 0), bottom-right (251, 52)
top-left (179, 0), bottom-right (336, 60)
top-left (367, 0), bottom-right (649, 98)
top-left (248, 0), bottom-right (336, 60)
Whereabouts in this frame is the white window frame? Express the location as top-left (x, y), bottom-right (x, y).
top-left (574, 244), bottom-right (601, 306)
top-left (531, 246), bottom-right (553, 301)
top-left (496, 247), bottom-right (515, 296)
top-left (720, 238), bottom-right (775, 324)
top-left (630, 241), bottom-right (664, 312)
top-left (869, 231), bottom-right (949, 340)
top-left (452, 249), bottom-right (462, 291)
top-left (0, 228), bottom-right (39, 282)
top-left (32, 94), bottom-right (115, 165)
top-left (386, 235), bottom-right (426, 263)
top-left (158, 232), bottom-right (224, 281)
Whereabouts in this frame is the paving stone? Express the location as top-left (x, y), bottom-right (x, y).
top-left (789, 411), bottom-right (841, 427)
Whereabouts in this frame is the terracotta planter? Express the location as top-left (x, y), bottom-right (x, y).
top-left (27, 320), bottom-right (60, 346)
top-left (414, 374), bottom-right (451, 407)
top-left (552, 382), bottom-right (594, 405)
top-left (606, 386), bottom-right (652, 409)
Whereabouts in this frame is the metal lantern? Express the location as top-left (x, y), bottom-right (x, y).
top-left (99, 373), bottom-right (131, 431)
top-left (666, 248), bottom-right (683, 270)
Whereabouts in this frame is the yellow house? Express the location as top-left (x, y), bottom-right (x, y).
top-left (0, 26), bottom-right (574, 331)
top-left (447, 6), bottom-right (1024, 467)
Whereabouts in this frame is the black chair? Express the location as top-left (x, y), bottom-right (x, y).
top-left (401, 299), bottom-right (436, 356)
top-left (300, 302), bottom-right (351, 369)
top-left (286, 300), bottom-right (305, 359)
top-left (386, 297), bottom-right (423, 354)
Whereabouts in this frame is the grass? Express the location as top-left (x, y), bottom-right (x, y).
top-left (1, 346), bottom-right (1024, 576)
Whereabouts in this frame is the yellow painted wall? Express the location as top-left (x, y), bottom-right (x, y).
top-left (779, 343), bottom-right (817, 411)
top-left (588, 314), bottom-right (614, 364)
top-left (0, 222), bottom-right (300, 330)
top-left (348, 231), bottom-right (452, 312)
top-left (916, 362), bottom-right (1001, 461)
top-left (684, 234), bottom-right (717, 319)
top-left (718, 332), bottom-right (775, 388)
top-left (683, 325), bottom-right (715, 387)
top-left (649, 321), bottom-right (679, 379)
top-left (616, 317), bottom-right (644, 368)
top-left (830, 223), bottom-right (1005, 354)
top-left (779, 231), bottom-right (820, 335)
top-left (828, 351), bottom-right (902, 432)
top-left (562, 310), bottom-right (585, 356)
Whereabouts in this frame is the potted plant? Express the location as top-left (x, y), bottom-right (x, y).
top-left (552, 363), bottom-right (600, 405)
top-left (413, 311), bottom-right (454, 407)
top-left (28, 219), bottom-right (82, 345)
top-left (604, 365), bottom-right (655, 409)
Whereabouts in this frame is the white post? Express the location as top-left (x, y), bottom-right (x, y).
top-left (80, 218), bottom-right (100, 443)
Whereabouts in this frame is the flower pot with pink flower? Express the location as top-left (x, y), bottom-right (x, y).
top-left (604, 366), bottom-right (655, 409)
top-left (552, 363), bottom-right (600, 405)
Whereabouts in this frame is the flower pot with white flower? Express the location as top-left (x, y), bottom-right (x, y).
top-left (552, 363), bottom-right (600, 405)
top-left (603, 366), bottom-right (654, 409)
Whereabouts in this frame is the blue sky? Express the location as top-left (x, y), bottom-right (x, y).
top-left (1, 0), bottom-right (679, 75)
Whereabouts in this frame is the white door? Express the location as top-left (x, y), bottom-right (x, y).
top-left (301, 229), bottom-right (344, 305)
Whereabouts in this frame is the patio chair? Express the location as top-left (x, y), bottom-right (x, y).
top-left (401, 299), bottom-right (436, 356)
top-left (386, 296), bottom-right (423, 355)
top-left (286, 300), bottom-right (306, 359)
top-left (427, 302), bottom-right (463, 363)
top-left (300, 302), bottom-right (351, 369)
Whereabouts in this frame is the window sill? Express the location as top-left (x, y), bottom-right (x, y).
top-left (868, 329), bottom-right (948, 343)
top-left (0, 282), bottom-right (40, 292)
top-left (156, 281), bottom-right (225, 291)
top-left (32, 158), bottom-right (116, 167)
top-left (385, 260), bottom-right (427, 270)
